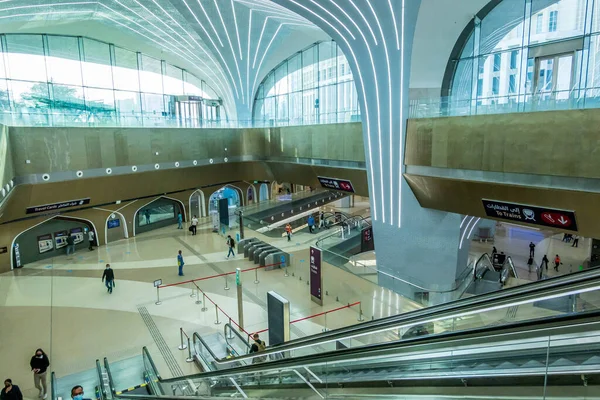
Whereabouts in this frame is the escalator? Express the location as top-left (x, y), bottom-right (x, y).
top-left (84, 268), bottom-right (600, 398)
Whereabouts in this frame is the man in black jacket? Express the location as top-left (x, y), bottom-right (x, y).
top-left (101, 264), bottom-right (115, 294)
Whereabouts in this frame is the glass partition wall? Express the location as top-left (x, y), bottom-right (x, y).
top-left (253, 40), bottom-right (360, 126)
top-left (0, 33), bottom-right (222, 127)
top-left (442, 0), bottom-right (600, 117)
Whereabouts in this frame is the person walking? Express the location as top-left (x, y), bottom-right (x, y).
top-left (285, 223), bottom-right (292, 242)
top-left (1, 379), bottom-right (23, 400)
top-left (307, 215), bottom-right (315, 233)
top-left (318, 210), bottom-right (325, 229)
top-left (527, 256), bottom-right (534, 271)
top-left (177, 213), bottom-right (183, 229)
top-left (491, 246), bottom-right (498, 256)
top-left (528, 242), bottom-right (535, 258)
top-left (572, 235), bottom-right (580, 248)
top-left (191, 215), bottom-right (198, 236)
top-left (101, 264), bottom-right (115, 294)
top-left (88, 230), bottom-right (95, 251)
top-left (177, 250), bottom-right (184, 276)
top-left (554, 254), bottom-right (561, 271)
top-left (226, 235), bottom-right (235, 259)
top-left (66, 234), bottom-right (75, 256)
top-left (30, 349), bottom-right (49, 399)
top-left (144, 209), bottom-right (151, 225)
top-left (541, 254), bottom-right (549, 270)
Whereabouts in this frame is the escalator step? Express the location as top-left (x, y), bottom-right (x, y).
top-left (550, 357), bottom-right (577, 367)
top-left (520, 360), bottom-right (545, 368)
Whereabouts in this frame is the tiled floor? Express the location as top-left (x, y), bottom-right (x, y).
top-left (1, 214), bottom-right (592, 398)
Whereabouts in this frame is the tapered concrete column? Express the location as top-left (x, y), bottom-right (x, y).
top-left (274, 0), bottom-right (470, 304)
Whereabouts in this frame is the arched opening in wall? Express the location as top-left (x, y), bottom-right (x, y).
top-left (246, 184), bottom-right (257, 205)
top-left (106, 212), bottom-right (128, 244)
top-left (134, 196), bottom-right (185, 236)
top-left (271, 181), bottom-right (292, 198)
top-left (446, 0), bottom-right (590, 115)
top-left (189, 190), bottom-right (207, 218)
top-left (11, 216), bottom-right (97, 269)
top-left (259, 183), bottom-right (269, 202)
top-left (208, 185), bottom-right (243, 214)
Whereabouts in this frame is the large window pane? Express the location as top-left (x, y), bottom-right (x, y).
top-left (264, 73), bottom-right (275, 97)
top-left (46, 36), bottom-right (82, 86)
top-left (113, 47), bottom-right (140, 92)
top-left (275, 94), bottom-right (288, 121)
top-left (288, 54), bottom-right (302, 92)
top-left (5, 35), bottom-right (47, 82)
top-left (142, 93), bottom-right (164, 115)
top-left (163, 63), bottom-right (183, 95)
top-left (51, 84), bottom-right (85, 113)
top-left (302, 46), bottom-right (318, 89)
top-left (10, 80), bottom-right (49, 110)
top-left (115, 90), bottom-right (141, 114)
top-left (139, 55), bottom-right (163, 94)
top-left (274, 63), bottom-right (288, 95)
top-left (531, 0), bottom-right (584, 42)
top-left (82, 38), bottom-right (113, 89)
top-left (84, 87), bottom-right (115, 111)
top-left (183, 71), bottom-right (204, 96)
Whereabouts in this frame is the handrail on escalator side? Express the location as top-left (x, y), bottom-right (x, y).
top-left (474, 253), bottom-right (495, 280)
top-left (95, 359), bottom-right (107, 400)
top-left (192, 332), bottom-right (222, 369)
top-left (223, 323), bottom-right (252, 355)
top-left (212, 265), bottom-right (600, 364)
top-left (103, 358), bottom-right (116, 395)
top-left (50, 372), bottom-right (57, 400)
top-left (159, 310), bottom-right (600, 383)
top-left (142, 347), bottom-right (162, 380)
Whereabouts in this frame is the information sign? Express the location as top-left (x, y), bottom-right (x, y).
top-left (482, 199), bottom-right (578, 231)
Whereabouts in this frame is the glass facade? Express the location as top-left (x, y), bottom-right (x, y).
top-left (447, 0), bottom-right (600, 115)
top-left (0, 33), bottom-right (220, 126)
top-left (253, 40), bottom-right (360, 125)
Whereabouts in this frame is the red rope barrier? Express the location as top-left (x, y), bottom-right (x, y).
top-left (290, 302), bottom-right (360, 324)
top-left (158, 262), bottom-right (282, 288)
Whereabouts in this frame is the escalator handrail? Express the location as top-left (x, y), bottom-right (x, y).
top-left (160, 310), bottom-right (600, 383)
top-left (212, 266), bottom-right (600, 364)
top-left (95, 359), bottom-right (107, 399)
top-left (50, 372), bottom-right (57, 400)
top-left (141, 347), bottom-right (162, 380)
top-left (103, 358), bottom-right (116, 395)
top-left (474, 253), bottom-right (495, 279)
top-left (223, 323), bottom-right (252, 355)
top-left (192, 332), bottom-right (221, 369)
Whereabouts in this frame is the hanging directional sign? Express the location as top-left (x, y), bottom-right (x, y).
top-left (317, 176), bottom-right (355, 193)
top-left (482, 199), bottom-right (578, 231)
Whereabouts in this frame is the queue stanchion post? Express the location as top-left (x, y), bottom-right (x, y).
top-left (185, 337), bottom-right (193, 363)
top-left (215, 304), bottom-right (221, 325)
top-left (201, 293), bottom-right (207, 312)
top-left (254, 267), bottom-right (259, 284)
top-left (195, 286), bottom-right (201, 305)
top-left (178, 328), bottom-right (187, 350)
top-left (154, 279), bottom-right (162, 305)
top-left (189, 283), bottom-right (195, 298)
top-left (224, 274), bottom-right (230, 291)
top-left (357, 302), bottom-right (365, 322)
top-left (227, 318), bottom-right (234, 339)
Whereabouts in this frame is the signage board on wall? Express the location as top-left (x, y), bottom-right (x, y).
top-left (107, 219), bottom-right (121, 229)
top-left (317, 176), bottom-right (355, 193)
top-left (360, 226), bottom-right (375, 252)
top-left (26, 198), bottom-right (91, 214)
top-left (267, 291), bottom-right (290, 346)
top-left (482, 199), bottom-right (578, 231)
top-left (309, 246), bottom-right (323, 306)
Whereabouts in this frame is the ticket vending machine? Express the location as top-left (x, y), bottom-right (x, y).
top-left (70, 227), bottom-right (84, 244)
top-left (54, 231), bottom-right (68, 249)
top-left (37, 234), bottom-right (54, 254)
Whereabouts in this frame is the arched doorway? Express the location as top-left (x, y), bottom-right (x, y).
top-left (134, 196), bottom-right (186, 235)
top-left (106, 212), bottom-right (128, 243)
top-left (246, 184), bottom-right (257, 205)
top-left (189, 189), bottom-right (207, 218)
top-left (259, 183), bottom-right (269, 201)
top-left (208, 185), bottom-right (243, 214)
